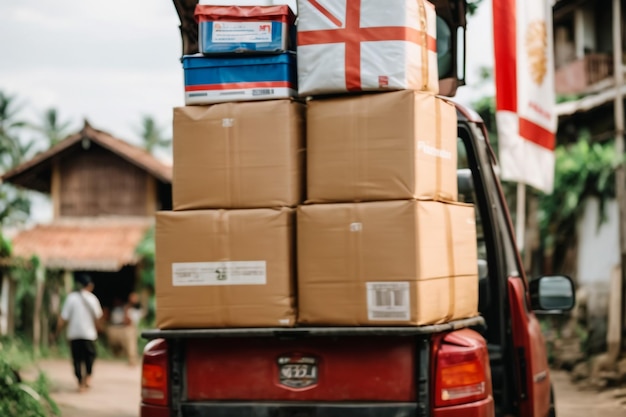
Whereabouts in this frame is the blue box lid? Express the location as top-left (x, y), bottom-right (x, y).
top-left (182, 52), bottom-right (296, 69)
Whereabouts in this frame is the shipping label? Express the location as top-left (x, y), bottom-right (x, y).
top-left (366, 282), bottom-right (410, 321)
top-left (172, 261), bottom-right (266, 286)
top-left (212, 21), bottom-right (273, 43)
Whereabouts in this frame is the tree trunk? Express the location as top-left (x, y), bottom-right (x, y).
top-left (33, 264), bottom-right (45, 354)
top-left (1, 274), bottom-right (17, 337)
top-left (1, 273), bottom-right (8, 336)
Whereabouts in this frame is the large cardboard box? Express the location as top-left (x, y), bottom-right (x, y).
top-left (297, 200), bottom-right (478, 326)
top-left (297, 0), bottom-right (438, 96)
top-left (156, 208), bottom-right (295, 329)
top-left (173, 100), bottom-right (305, 210)
top-left (307, 90), bottom-right (458, 203)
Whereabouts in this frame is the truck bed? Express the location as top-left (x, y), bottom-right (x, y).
top-left (141, 316), bottom-right (488, 417)
top-left (142, 316), bottom-right (486, 339)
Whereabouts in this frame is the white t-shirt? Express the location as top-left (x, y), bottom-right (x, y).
top-left (60, 290), bottom-right (103, 341)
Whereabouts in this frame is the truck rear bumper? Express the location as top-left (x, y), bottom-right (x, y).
top-left (177, 402), bottom-right (418, 417)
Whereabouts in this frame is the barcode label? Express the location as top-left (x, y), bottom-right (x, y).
top-left (252, 89), bottom-right (274, 96)
top-left (366, 282), bottom-right (410, 321)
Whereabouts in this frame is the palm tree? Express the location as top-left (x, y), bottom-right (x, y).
top-left (0, 91), bottom-right (30, 171)
top-left (0, 91), bottom-right (32, 225)
top-left (136, 115), bottom-right (171, 154)
top-left (33, 108), bottom-right (73, 148)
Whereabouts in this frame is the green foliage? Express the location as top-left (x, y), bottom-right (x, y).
top-left (0, 339), bottom-right (60, 417)
top-left (0, 91), bottom-right (34, 226)
top-left (472, 96), bottom-right (497, 134)
top-left (0, 232), bottom-right (11, 258)
top-left (135, 227), bottom-right (156, 324)
top-left (135, 115), bottom-right (171, 154)
top-left (537, 136), bottom-right (619, 256)
top-left (467, 0), bottom-right (484, 15)
top-left (136, 226), bottom-right (155, 290)
top-left (11, 257), bottom-right (39, 338)
top-left (0, 186), bottom-right (31, 227)
top-left (31, 108), bottom-right (73, 148)
top-left (556, 94), bottom-right (584, 104)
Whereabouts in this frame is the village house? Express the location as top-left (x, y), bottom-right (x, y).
top-left (0, 121), bottom-right (172, 337)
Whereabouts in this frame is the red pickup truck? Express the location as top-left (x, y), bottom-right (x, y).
top-left (140, 102), bottom-right (575, 417)
top-left (140, 2), bottom-right (575, 416)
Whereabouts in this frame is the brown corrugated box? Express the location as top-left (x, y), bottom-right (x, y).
top-left (156, 208), bottom-right (295, 329)
top-left (307, 90), bottom-right (457, 203)
top-left (173, 100), bottom-right (305, 210)
top-left (297, 200), bottom-right (478, 326)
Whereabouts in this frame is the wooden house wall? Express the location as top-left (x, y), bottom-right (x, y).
top-left (57, 147), bottom-right (150, 217)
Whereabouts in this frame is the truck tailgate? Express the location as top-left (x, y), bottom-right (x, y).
top-left (142, 318), bottom-right (486, 417)
top-left (186, 336), bottom-right (416, 401)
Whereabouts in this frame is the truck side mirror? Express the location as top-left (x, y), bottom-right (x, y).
top-left (529, 275), bottom-right (575, 312)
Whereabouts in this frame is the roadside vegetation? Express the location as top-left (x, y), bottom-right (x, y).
top-left (0, 338), bottom-right (60, 417)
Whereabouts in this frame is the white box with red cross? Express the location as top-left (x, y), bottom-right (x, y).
top-left (296, 0), bottom-right (439, 96)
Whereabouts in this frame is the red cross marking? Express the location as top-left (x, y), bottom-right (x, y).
top-left (299, 0), bottom-right (437, 91)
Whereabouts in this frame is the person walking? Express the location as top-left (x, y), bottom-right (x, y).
top-left (57, 273), bottom-right (103, 392)
top-left (106, 292), bottom-right (143, 366)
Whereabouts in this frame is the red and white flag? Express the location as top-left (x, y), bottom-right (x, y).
top-left (493, 0), bottom-right (556, 193)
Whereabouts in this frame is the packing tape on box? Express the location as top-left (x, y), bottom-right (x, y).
top-left (218, 210), bottom-right (230, 261)
top-left (444, 203), bottom-right (456, 321)
top-left (349, 203), bottom-right (363, 295)
top-left (418, 0), bottom-right (429, 91)
top-left (434, 99), bottom-right (455, 202)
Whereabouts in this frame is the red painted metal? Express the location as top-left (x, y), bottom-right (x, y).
top-left (508, 277), bottom-right (552, 417)
top-left (140, 404), bottom-right (170, 417)
top-left (185, 336), bottom-right (417, 401)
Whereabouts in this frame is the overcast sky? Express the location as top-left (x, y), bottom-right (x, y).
top-left (0, 0), bottom-right (493, 150)
top-left (0, 0), bottom-right (493, 225)
top-left (0, 0), bottom-right (183, 153)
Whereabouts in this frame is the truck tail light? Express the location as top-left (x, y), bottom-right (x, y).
top-left (434, 330), bottom-right (491, 407)
top-left (142, 339), bottom-right (169, 407)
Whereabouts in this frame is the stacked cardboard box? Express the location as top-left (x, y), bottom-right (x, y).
top-left (157, 0), bottom-right (479, 329)
top-left (156, 5), bottom-right (303, 329)
top-left (295, 0), bottom-right (479, 326)
top-left (183, 5), bottom-right (298, 105)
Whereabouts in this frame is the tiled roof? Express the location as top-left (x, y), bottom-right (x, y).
top-left (10, 217), bottom-right (153, 272)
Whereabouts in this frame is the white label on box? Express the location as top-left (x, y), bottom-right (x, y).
top-left (417, 141), bottom-right (453, 160)
top-left (350, 222), bottom-right (362, 232)
top-left (212, 21), bottom-right (273, 43)
top-left (366, 282), bottom-right (410, 321)
top-left (185, 87), bottom-right (296, 105)
top-left (172, 261), bottom-right (266, 286)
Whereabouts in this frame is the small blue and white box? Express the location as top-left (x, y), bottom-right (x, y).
top-left (183, 53), bottom-right (297, 105)
top-left (195, 5), bottom-right (296, 54)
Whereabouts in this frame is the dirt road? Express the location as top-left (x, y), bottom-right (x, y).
top-left (552, 370), bottom-right (626, 417)
top-left (30, 360), bottom-right (626, 417)
top-left (33, 359), bottom-right (140, 417)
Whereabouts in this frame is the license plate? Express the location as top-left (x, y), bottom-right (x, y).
top-left (278, 355), bottom-right (318, 389)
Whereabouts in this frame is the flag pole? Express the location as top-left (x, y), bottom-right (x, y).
top-left (515, 182), bottom-right (526, 252)
top-left (610, 0), bottom-right (625, 365)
